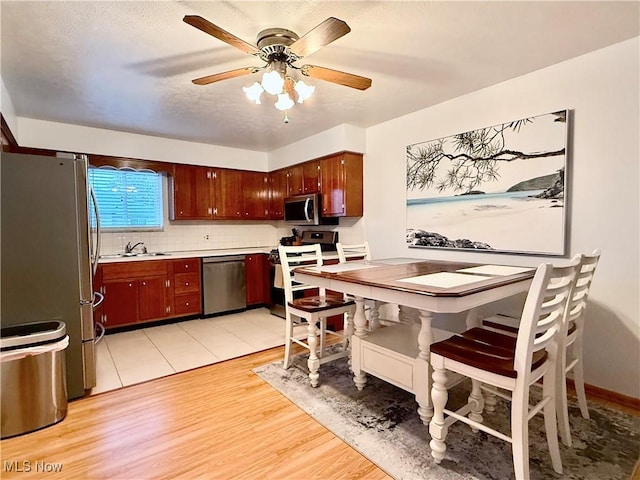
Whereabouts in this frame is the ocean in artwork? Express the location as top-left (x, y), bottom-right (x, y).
top-left (406, 190), bottom-right (565, 254)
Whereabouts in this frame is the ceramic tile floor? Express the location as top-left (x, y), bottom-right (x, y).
top-left (92, 308), bottom-right (286, 395)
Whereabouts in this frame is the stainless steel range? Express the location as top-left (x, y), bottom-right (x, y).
top-left (300, 230), bottom-right (339, 252)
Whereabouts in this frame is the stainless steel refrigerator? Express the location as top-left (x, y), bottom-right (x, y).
top-left (1, 152), bottom-right (101, 399)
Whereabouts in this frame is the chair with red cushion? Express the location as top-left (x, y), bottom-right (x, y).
top-left (278, 244), bottom-right (355, 387)
top-left (428, 259), bottom-right (580, 479)
top-left (480, 250), bottom-right (600, 446)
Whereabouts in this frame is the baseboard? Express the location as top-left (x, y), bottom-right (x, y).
top-left (567, 378), bottom-right (640, 413)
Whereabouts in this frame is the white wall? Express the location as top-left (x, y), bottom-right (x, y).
top-left (15, 118), bottom-right (267, 171)
top-left (365, 38), bottom-right (640, 398)
top-left (1, 76), bottom-right (17, 136)
top-left (268, 123), bottom-right (366, 170)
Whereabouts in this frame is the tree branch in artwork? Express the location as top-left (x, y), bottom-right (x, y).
top-left (406, 111), bottom-right (566, 192)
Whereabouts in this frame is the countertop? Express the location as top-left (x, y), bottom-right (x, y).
top-left (98, 247), bottom-right (343, 263)
top-left (98, 247), bottom-right (274, 263)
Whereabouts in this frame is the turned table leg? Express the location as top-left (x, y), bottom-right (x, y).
top-left (351, 296), bottom-right (368, 390)
top-left (307, 316), bottom-right (320, 387)
top-left (415, 309), bottom-right (435, 424)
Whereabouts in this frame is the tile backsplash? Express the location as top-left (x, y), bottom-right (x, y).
top-left (98, 177), bottom-right (364, 255)
top-left (99, 221), bottom-right (284, 255)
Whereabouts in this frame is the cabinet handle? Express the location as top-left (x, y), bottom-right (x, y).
top-left (208, 207), bottom-right (212, 215)
top-left (129, 283), bottom-right (133, 287)
top-left (185, 302), bottom-right (190, 306)
top-left (185, 282), bottom-right (189, 286)
top-left (185, 264), bottom-right (189, 269)
top-left (142, 281), bottom-right (146, 286)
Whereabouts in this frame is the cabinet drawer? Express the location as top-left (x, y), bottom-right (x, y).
top-left (174, 272), bottom-right (200, 295)
top-left (102, 260), bottom-right (168, 281)
top-left (173, 258), bottom-right (200, 274)
top-left (174, 293), bottom-right (201, 315)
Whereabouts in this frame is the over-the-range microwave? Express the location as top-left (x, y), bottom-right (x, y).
top-left (283, 194), bottom-right (338, 225)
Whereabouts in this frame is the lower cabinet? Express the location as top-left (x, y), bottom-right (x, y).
top-left (172, 259), bottom-right (202, 316)
top-left (98, 258), bottom-right (202, 330)
top-left (245, 254), bottom-right (270, 306)
top-left (102, 279), bottom-right (140, 328)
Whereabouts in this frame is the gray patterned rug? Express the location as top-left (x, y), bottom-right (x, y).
top-left (253, 356), bottom-right (639, 480)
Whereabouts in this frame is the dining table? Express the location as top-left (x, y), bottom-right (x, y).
top-left (293, 257), bottom-right (536, 424)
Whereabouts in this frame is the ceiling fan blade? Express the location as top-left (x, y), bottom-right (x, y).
top-left (192, 67), bottom-right (256, 85)
top-left (183, 15), bottom-right (260, 56)
top-left (302, 65), bottom-right (372, 90)
top-left (289, 17), bottom-right (351, 58)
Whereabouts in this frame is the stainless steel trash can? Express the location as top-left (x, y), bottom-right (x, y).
top-left (1, 321), bottom-right (69, 439)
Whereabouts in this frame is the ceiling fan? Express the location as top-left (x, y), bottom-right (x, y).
top-left (183, 15), bottom-right (372, 114)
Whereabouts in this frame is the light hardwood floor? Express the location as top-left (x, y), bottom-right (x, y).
top-left (2, 343), bottom-right (638, 479)
top-left (0, 345), bottom-right (390, 480)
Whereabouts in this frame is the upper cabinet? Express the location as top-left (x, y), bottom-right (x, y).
top-left (241, 170), bottom-right (270, 219)
top-left (211, 168), bottom-right (243, 219)
top-left (302, 160), bottom-right (321, 194)
top-left (169, 164), bottom-right (213, 220)
top-left (320, 152), bottom-right (363, 217)
top-left (269, 169), bottom-right (288, 219)
top-left (171, 152), bottom-right (363, 222)
top-left (171, 166), bottom-right (270, 221)
top-left (285, 164), bottom-right (304, 196)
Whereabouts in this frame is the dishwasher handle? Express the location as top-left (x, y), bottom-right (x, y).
top-left (203, 255), bottom-right (246, 264)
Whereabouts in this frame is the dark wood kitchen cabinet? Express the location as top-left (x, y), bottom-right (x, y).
top-left (284, 161), bottom-right (320, 197)
top-left (101, 279), bottom-right (139, 328)
top-left (285, 164), bottom-right (304, 196)
top-left (302, 160), bottom-right (321, 194)
top-left (245, 254), bottom-right (270, 306)
top-left (138, 277), bottom-right (169, 321)
top-left (97, 258), bottom-right (202, 329)
top-left (171, 258), bottom-right (202, 316)
top-left (169, 164), bottom-right (213, 220)
top-left (242, 171), bottom-right (270, 219)
top-left (98, 260), bottom-right (171, 328)
top-left (170, 152), bottom-right (364, 222)
top-left (269, 168), bottom-right (288, 219)
top-left (212, 168), bottom-right (243, 219)
top-left (320, 152), bottom-right (363, 217)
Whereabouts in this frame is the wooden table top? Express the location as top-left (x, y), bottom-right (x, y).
top-left (295, 258), bottom-right (536, 298)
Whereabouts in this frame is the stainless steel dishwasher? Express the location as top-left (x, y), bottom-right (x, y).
top-left (202, 255), bottom-right (246, 316)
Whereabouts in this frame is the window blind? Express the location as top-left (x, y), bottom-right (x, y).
top-left (89, 168), bottom-right (163, 230)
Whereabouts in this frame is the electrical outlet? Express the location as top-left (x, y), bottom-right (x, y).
top-left (204, 234), bottom-right (210, 240)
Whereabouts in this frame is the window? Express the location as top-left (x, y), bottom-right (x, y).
top-left (89, 167), bottom-right (163, 230)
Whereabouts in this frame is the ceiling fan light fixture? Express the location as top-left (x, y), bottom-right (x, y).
top-left (294, 80), bottom-right (315, 103)
top-left (261, 70), bottom-right (284, 95)
top-left (275, 92), bottom-right (295, 111)
top-left (243, 82), bottom-right (264, 104)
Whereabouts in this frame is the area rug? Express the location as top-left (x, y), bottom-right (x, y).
top-left (254, 356), bottom-right (639, 480)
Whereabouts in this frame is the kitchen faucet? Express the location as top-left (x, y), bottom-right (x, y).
top-left (125, 241), bottom-right (147, 254)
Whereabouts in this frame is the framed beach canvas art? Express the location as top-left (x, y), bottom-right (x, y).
top-left (406, 110), bottom-right (569, 256)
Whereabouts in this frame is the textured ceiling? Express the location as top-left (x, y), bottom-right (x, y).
top-left (1, 1), bottom-right (638, 152)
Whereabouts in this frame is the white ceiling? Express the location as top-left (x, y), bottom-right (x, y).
top-left (1, 1), bottom-right (638, 152)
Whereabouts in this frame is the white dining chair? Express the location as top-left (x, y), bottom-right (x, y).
top-left (278, 244), bottom-right (355, 387)
top-left (481, 250), bottom-right (601, 446)
top-left (336, 241), bottom-right (371, 263)
top-left (429, 259), bottom-right (580, 479)
top-left (335, 241), bottom-right (388, 330)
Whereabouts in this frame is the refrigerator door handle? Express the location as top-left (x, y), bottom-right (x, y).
top-left (92, 291), bottom-right (104, 309)
top-left (89, 185), bottom-right (101, 277)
